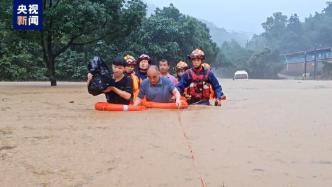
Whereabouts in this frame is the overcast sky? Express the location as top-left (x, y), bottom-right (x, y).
top-left (145, 0), bottom-right (328, 34)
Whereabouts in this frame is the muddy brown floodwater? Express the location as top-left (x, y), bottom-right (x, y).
top-left (0, 80), bottom-right (332, 187)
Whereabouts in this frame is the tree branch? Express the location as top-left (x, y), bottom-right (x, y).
top-left (53, 34), bottom-right (81, 57)
top-left (40, 31), bottom-right (48, 61)
top-left (54, 0), bottom-right (62, 8)
top-left (71, 35), bottom-right (105, 46)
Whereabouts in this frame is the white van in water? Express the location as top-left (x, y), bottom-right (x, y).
top-left (233, 70), bottom-right (249, 80)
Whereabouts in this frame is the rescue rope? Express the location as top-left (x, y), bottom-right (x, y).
top-left (176, 110), bottom-right (207, 187)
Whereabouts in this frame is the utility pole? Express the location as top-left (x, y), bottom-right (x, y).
top-left (304, 51), bottom-right (307, 80)
top-left (313, 48), bottom-right (318, 80)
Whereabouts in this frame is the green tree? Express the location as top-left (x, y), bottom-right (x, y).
top-left (120, 4), bottom-right (218, 68)
top-left (261, 12), bottom-right (288, 50)
top-left (279, 14), bottom-right (308, 52)
top-left (1, 0), bottom-right (146, 85)
top-left (218, 40), bottom-right (253, 76)
top-left (245, 48), bottom-right (283, 79)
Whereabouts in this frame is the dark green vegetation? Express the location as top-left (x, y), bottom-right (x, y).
top-left (1, 1), bottom-right (332, 85)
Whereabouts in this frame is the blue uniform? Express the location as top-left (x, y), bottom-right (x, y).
top-left (136, 70), bottom-right (147, 81)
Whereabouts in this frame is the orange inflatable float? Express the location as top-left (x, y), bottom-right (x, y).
top-left (141, 97), bottom-right (189, 109)
top-left (95, 102), bottom-right (146, 111)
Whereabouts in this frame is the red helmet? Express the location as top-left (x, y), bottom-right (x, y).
top-left (137, 54), bottom-right (152, 64)
top-left (188, 48), bottom-right (205, 60)
top-left (124, 54), bottom-right (136, 65)
top-left (176, 61), bottom-right (189, 70)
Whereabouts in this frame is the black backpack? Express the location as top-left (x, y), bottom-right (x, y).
top-left (87, 56), bottom-right (114, 96)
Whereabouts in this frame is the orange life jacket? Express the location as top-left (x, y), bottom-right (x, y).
top-left (209, 87), bottom-right (215, 99)
top-left (187, 69), bottom-right (211, 100)
top-left (130, 73), bottom-right (140, 100)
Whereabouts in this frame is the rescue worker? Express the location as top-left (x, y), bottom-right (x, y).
top-left (136, 54), bottom-right (152, 83)
top-left (124, 54), bottom-right (140, 100)
top-left (176, 60), bottom-right (189, 82)
top-left (176, 48), bottom-right (226, 106)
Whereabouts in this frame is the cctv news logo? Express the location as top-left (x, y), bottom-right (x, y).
top-left (13, 0), bottom-right (43, 30)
